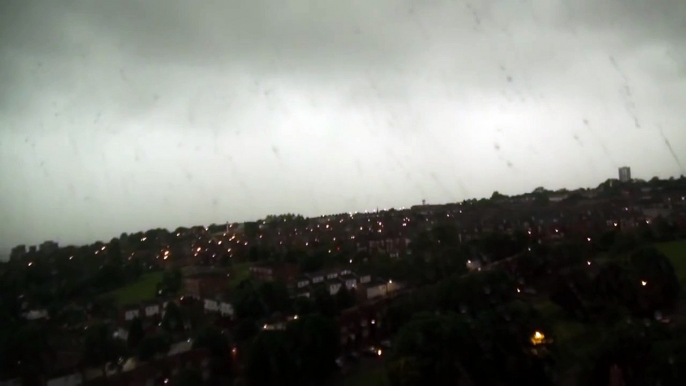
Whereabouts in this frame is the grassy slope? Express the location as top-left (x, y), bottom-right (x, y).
top-left (107, 271), bottom-right (164, 306)
top-left (656, 240), bottom-right (686, 281)
top-left (228, 262), bottom-right (252, 289)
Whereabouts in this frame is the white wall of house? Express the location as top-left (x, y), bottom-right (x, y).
top-left (219, 302), bottom-right (234, 317)
top-left (366, 284), bottom-right (387, 299)
top-left (124, 309), bottom-right (140, 321)
top-left (359, 275), bottom-right (371, 284)
top-left (204, 299), bottom-right (219, 312)
top-left (329, 283), bottom-right (342, 295)
top-left (144, 305), bottom-right (160, 317)
top-left (24, 309), bottom-right (49, 320)
top-left (47, 374), bottom-right (83, 386)
top-left (297, 280), bottom-right (310, 288)
top-left (115, 327), bottom-right (129, 341)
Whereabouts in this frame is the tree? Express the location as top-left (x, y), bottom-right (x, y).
top-left (245, 314), bottom-right (339, 386)
top-left (388, 313), bottom-right (467, 385)
top-left (246, 330), bottom-right (298, 386)
top-left (312, 287), bottom-right (337, 318)
top-left (137, 333), bottom-right (171, 361)
top-left (629, 247), bottom-right (680, 311)
top-left (127, 317), bottom-right (145, 349)
top-left (161, 302), bottom-right (186, 335)
top-left (172, 368), bottom-right (204, 386)
top-left (82, 323), bottom-right (127, 379)
top-left (1, 324), bottom-right (54, 385)
top-left (160, 268), bottom-right (183, 295)
top-left (298, 253), bottom-right (323, 273)
top-left (233, 281), bottom-right (267, 319)
top-left (289, 314), bottom-right (340, 383)
top-left (491, 191), bottom-right (507, 200)
top-left (335, 286), bottom-right (356, 311)
top-left (193, 326), bottom-right (234, 380)
top-left (258, 281), bottom-right (292, 315)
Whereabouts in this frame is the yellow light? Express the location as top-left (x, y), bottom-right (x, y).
top-left (377, 349), bottom-right (382, 356)
top-left (641, 280), bottom-right (647, 286)
top-left (531, 331), bottom-right (545, 345)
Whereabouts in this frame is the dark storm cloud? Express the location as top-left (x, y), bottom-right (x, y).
top-left (0, 0), bottom-right (685, 254)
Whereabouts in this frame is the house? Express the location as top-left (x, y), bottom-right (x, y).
top-left (249, 263), bottom-right (299, 286)
top-left (143, 303), bottom-right (161, 318)
top-left (123, 308), bottom-right (141, 322)
top-left (85, 342), bottom-right (211, 386)
top-left (306, 272), bottom-right (325, 284)
top-left (219, 302), bottom-right (234, 317)
top-left (119, 300), bottom-right (169, 323)
top-left (327, 280), bottom-right (343, 296)
top-left (364, 281), bottom-right (388, 300)
top-left (295, 289), bottom-right (311, 298)
top-left (183, 273), bottom-right (229, 299)
top-left (340, 274), bottom-right (358, 290)
top-left (203, 299), bottom-right (219, 313)
top-left (203, 299), bottom-right (234, 318)
top-left (23, 309), bottom-right (49, 320)
top-left (296, 276), bottom-right (310, 289)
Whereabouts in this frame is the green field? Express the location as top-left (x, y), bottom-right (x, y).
top-left (107, 271), bottom-right (164, 306)
top-left (656, 240), bottom-right (686, 281)
top-left (228, 262), bottom-right (251, 289)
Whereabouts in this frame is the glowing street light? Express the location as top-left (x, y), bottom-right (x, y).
top-left (531, 331), bottom-right (545, 345)
top-left (641, 280), bottom-right (647, 286)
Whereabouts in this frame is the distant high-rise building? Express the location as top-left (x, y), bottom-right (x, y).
top-left (619, 167), bottom-right (632, 183)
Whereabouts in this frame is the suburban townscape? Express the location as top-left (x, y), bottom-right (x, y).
top-left (2, 168), bottom-right (686, 385)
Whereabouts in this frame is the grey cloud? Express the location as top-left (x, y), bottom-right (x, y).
top-left (0, 0), bottom-right (685, 252)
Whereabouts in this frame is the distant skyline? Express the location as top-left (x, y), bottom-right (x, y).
top-left (1, 0), bottom-right (685, 253)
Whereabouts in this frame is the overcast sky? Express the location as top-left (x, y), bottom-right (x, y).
top-left (0, 0), bottom-right (685, 253)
